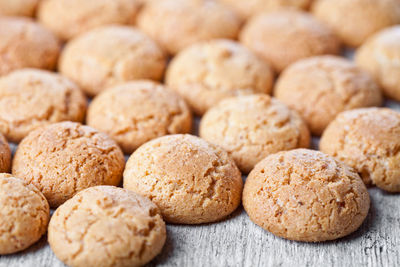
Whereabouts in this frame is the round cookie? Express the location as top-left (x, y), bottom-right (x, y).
top-left (243, 149), bottom-right (370, 242)
top-left (0, 0), bottom-right (39, 17)
top-left (275, 56), bottom-right (383, 135)
top-left (0, 69), bottom-right (87, 143)
top-left (356, 26), bottom-right (400, 101)
top-left (59, 25), bottom-right (166, 96)
top-left (12, 122), bottom-right (125, 207)
top-left (200, 95), bottom-right (310, 173)
top-left (0, 133), bottom-right (11, 173)
top-left (38, 0), bottom-right (141, 41)
top-left (240, 9), bottom-right (341, 73)
top-left (165, 39), bottom-right (274, 115)
top-left (123, 134), bottom-right (243, 224)
top-left (48, 186), bottom-right (166, 267)
top-left (0, 174), bottom-right (50, 254)
top-left (136, 0), bottom-right (241, 55)
top-left (320, 108), bottom-right (400, 192)
top-left (0, 17), bottom-right (60, 76)
top-left (312, 0), bottom-right (400, 47)
top-left (87, 80), bottom-right (192, 154)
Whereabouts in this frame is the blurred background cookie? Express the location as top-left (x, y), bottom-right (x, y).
top-left (0, 0), bottom-right (39, 17)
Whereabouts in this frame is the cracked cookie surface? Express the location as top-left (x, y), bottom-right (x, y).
top-left (87, 80), bottom-right (192, 154)
top-left (12, 122), bottom-right (125, 207)
top-left (0, 174), bottom-right (50, 254)
top-left (48, 186), bottom-right (166, 267)
top-left (243, 149), bottom-right (370, 242)
top-left (123, 134), bottom-right (243, 224)
top-left (200, 95), bottom-right (310, 173)
top-left (0, 69), bottom-right (87, 143)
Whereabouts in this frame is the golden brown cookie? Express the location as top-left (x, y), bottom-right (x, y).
top-left (165, 39), bottom-right (274, 115)
top-left (243, 149), bottom-right (370, 242)
top-left (275, 56), bottom-right (383, 135)
top-left (87, 80), bottom-right (192, 154)
top-left (0, 134), bottom-right (11, 173)
top-left (200, 95), bottom-right (310, 173)
top-left (59, 25), bottom-right (166, 96)
top-left (356, 26), bottom-right (400, 101)
top-left (312, 0), bottom-right (400, 47)
top-left (48, 186), bottom-right (166, 267)
top-left (320, 108), bottom-right (400, 192)
top-left (0, 0), bottom-right (39, 17)
top-left (136, 0), bottom-right (241, 55)
top-left (0, 17), bottom-right (60, 76)
top-left (0, 174), bottom-right (50, 254)
top-left (0, 69), bottom-right (87, 143)
top-left (12, 122), bottom-right (125, 207)
top-left (240, 9), bottom-right (341, 73)
top-left (38, 0), bottom-right (141, 41)
top-left (123, 134), bottom-right (243, 224)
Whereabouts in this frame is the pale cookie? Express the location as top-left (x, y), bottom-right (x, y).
top-left (243, 149), bottom-right (370, 242)
top-left (123, 134), bottom-right (243, 224)
top-left (48, 186), bottom-right (166, 267)
top-left (320, 108), bottom-right (400, 192)
top-left (356, 26), bottom-right (400, 101)
top-left (312, 0), bottom-right (400, 47)
top-left (0, 69), bottom-right (87, 143)
top-left (0, 17), bottom-right (60, 76)
top-left (136, 0), bottom-right (241, 55)
top-left (200, 95), bottom-right (310, 173)
top-left (165, 39), bottom-right (274, 115)
top-left (38, 0), bottom-right (141, 41)
top-left (275, 56), bottom-right (383, 135)
top-left (12, 122), bottom-right (125, 207)
top-left (87, 80), bottom-right (192, 154)
top-left (240, 9), bottom-right (341, 73)
top-left (59, 25), bottom-right (166, 96)
top-left (0, 0), bottom-right (39, 17)
top-left (0, 174), bottom-right (50, 254)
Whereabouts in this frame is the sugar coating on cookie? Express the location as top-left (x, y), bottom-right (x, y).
top-left (275, 56), bottom-right (383, 135)
top-left (48, 186), bottom-right (166, 267)
top-left (356, 26), bottom-right (400, 101)
top-left (0, 69), bottom-right (87, 143)
top-left (320, 108), bottom-right (400, 192)
top-left (0, 174), bottom-right (50, 254)
top-left (243, 149), bottom-right (370, 242)
top-left (123, 134), bottom-right (243, 224)
top-left (0, 0), bottom-right (39, 17)
top-left (0, 17), bottom-right (60, 76)
top-left (0, 133), bottom-right (10, 173)
top-left (87, 80), bottom-right (192, 154)
top-left (312, 0), bottom-right (400, 47)
top-left (59, 25), bottom-right (166, 96)
top-left (12, 122), bottom-right (125, 207)
top-left (240, 9), bottom-right (341, 73)
top-left (38, 0), bottom-right (141, 41)
top-left (200, 95), bottom-right (310, 173)
top-left (137, 0), bottom-right (241, 55)
top-left (166, 39), bottom-right (274, 115)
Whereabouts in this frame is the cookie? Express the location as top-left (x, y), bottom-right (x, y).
top-left (0, 0), bottom-right (39, 16)
top-left (275, 56), bottom-right (383, 135)
top-left (312, 0), bottom-right (400, 47)
top-left (38, 0), bottom-right (141, 41)
top-left (320, 108), bottom-right (400, 192)
top-left (87, 80), bottom-right (192, 154)
top-left (48, 186), bottom-right (166, 267)
top-left (200, 95), bottom-right (310, 173)
top-left (240, 9), bottom-right (341, 73)
top-left (165, 39), bottom-right (274, 115)
top-left (356, 26), bottom-right (400, 101)
top-left (0, 69), bottom-right (87, 143)
top-left (123, 134), bottom-right (243, 224)
top-left (136, 0), bottom-right (241, 55)
top-left (0, 17), bottom-right (60, 76)
top-left (0, 133), bottom-right (11, 173)
top-left (243, 149), bottom-right (370, 242)
top-left (59, 25), bottom-right (166, 96)
top-left (12, 122), bottom-right (125, 207)
top-left (0, 174), bottom-right (50, 254)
